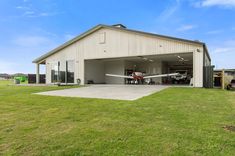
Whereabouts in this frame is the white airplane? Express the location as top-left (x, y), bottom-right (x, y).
top-left (106, 72), bottom-right (179, 84)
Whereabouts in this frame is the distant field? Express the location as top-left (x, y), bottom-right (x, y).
top-left (0, 79), bottom-right (28, 85)
top-left (0, 80), bottom-right (235, 155)
top-left (0, 80), bottom-right (13, 85)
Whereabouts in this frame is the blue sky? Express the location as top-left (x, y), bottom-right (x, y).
top-left (0, 0), bottom-right (235, 74)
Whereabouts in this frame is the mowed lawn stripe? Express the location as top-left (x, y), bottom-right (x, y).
top-left (0, 81), bottom-right (235, 155)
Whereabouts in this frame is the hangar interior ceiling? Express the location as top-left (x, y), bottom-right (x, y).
top-left (84, 53), bottom-right (193, 85)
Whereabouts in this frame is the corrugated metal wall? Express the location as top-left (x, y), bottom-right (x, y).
top-left (203, 66), bottom-right (214, 88)
top-left (44, 27), bottom-right (204, 86)
top-left (81, 28), bottom-right (202, 59)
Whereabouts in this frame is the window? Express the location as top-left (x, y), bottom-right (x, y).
top-left (66, 60), bottom-right (75, 83)
top-left (99, 32), bottom-right (106, 44)
top-left (51, 62), bottom-right (59, 83)
top-left (60, 61), bottom-right (66, 83)
top-left (51, 60), bottom-right (75, 83)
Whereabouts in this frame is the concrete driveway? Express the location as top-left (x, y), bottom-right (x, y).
top-left (35, 85), bottom-right (169, 100)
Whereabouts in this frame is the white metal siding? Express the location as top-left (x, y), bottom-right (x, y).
top-left (193, 48), bottom-right (204, 87)
top-left (85, 60), bottom-right (105, 84)
top-left (45, 44), bottom-right (77, 83)
top-left (81, 28), bottom-right (201, 59)
top-left (44, 27), bottom-right (204, 86)
top-left (104, 60), bottom-right (125, 84)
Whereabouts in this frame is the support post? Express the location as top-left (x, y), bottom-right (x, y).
top-left (36, 64), bottom-right (40, 84)
top-left (79, 59), bottom-right (85, 85)
top-left (222, 69), bottom-right (225, 90)
top-left (193, 49), bottom-right (204, 87)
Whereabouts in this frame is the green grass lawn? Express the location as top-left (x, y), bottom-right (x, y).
top-left (0, 80), bottom-right (235, 155)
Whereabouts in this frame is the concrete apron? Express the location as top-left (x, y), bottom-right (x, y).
top-left (35, 84), bottom-right (169, 101)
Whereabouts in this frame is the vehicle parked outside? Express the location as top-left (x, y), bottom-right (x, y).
top-left (227, 79), bottom-right (235, 90)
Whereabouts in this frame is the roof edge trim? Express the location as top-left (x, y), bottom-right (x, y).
top-left (33, 24), bottom-right (207, 63)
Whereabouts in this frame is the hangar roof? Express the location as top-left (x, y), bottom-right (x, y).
top-left (33, 24), bottom-right (210, 63)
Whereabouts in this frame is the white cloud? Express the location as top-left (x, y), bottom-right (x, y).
top-left (209, 40), bottom-right (235, 69)
top-left (177, 24), bottom-right (197, 31)
top-left (206, 30), bottom-right (223, 34)
top-left (0, 60), bottom-right (18, 74)
top-left (195, 0), bottom-right (235, 8)
top-left (23, 11), bottom-right (35, 15)
top-left (214, 47), bottom-right (235, 53)
top-left (0, 35), bottom-right (59, 74)
top-left (212, 40), bottom-right (235, 53)
top-left (15, 2), bottom-right (61, 18)
top-left (12, 36), bottom-right (53, 47)
top-left (158, 0), bottom-right (181, 21)
top-left (160, 6), bottom-right (178, 20)
top-left (39, 13), bottom-right (50, 16)
top-left (21, 11), bottom-right (59, 18)
top-left (16, 6), bottom-right (30, 10)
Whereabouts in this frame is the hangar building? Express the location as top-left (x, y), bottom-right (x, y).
top-left (33, 24), bottom-right (212, 87)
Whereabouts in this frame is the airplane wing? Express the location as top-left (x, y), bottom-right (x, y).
top-left (105, 74), bottom-right (134, 79)
top-left (143, 73), bottom-right (179, 79)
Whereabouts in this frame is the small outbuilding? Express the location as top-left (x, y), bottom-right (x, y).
top-left (33, 24), bottom-right (213, 87)
top-left (214, 69), bottom-right (235, 88)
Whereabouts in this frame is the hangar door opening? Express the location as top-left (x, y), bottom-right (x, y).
top-left (84, 53), bottom-right (193, 85)
top-left (160, 53), bottom-right (193, 85)
top-left (84, 59), bottom-right (125, 84)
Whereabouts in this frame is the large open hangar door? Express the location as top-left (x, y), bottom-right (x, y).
top-left (160, 53), bottom-right (193, 85)
top-left (124, 53), bottom-right (193, 85)
top-left (84, 59), bottom-right (125, 84)
top-left (84, 53), bottom-right (193, 85)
